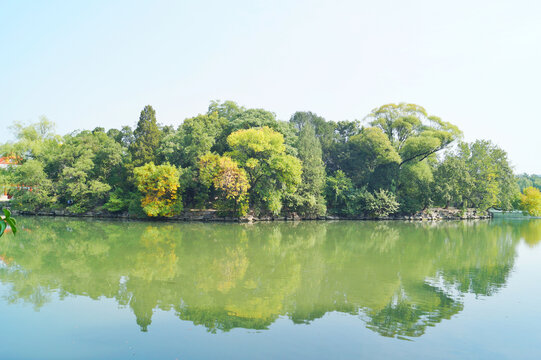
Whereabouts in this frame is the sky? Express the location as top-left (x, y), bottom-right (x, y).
top-left (1, 0), bottom-right (540, 173)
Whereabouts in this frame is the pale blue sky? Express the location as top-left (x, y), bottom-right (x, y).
top-left (1, 0), bottom-right (540, 173)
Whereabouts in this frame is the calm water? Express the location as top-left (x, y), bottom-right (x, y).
top-left (0, 217), bottom-right (540, 359)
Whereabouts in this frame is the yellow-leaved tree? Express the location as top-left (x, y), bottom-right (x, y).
top-left (520, 187), bottom-right (541, 217)
top-left (199, 154), bottom-right (250, 216)
top-left (134, 162), bottom-right (183, 217)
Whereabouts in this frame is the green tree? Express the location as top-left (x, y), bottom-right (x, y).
top-left (397, 160), bottom-right (434, 214)
top-left (198, 154), bottom-right (250, 216)
top-left (4, 116), bottom-right (59, 160)
top-left (134, 162), bottom-right (183, 217)
top-left (215, 106), bottom-right (297, 154)
top-left (53, 131), bottom-right (123, 213)
top-left (432, 153), bottom-right (471, 208)
top-left (290, 122), bottom-right (326, 216)
top-left (107, 126), bottom-right (135, 148)
top-left (9, 160), bottom-right (56, 211)
top-left (366, 103), bottom-right (461, 167)
top-left (462, 141), bottom-right (517, 210)
top-left (323, 120), bottom-right (362, 173)
top-left (324, 170), bottom-right (354, 215)
top-left (343, 127), bottom-right (401, 188)
top-left (520, 187), bottom-right (541, 216)
top-left (430, 141), bottom-right (517, 211)
top-left (289, 111), bottom-right (336, 162)
top-left (130, 105), bottom-right (161, 167)
top-left (59, 155), bottom-right (111, 213)
top-left (516, 174), bottom-right (541, 192)
top-left (227, 127), bottom-right (302, 215)
top-left (207, 100), bottom-right (245, 121)
top-left (159, 112), bottom-right (227, 168)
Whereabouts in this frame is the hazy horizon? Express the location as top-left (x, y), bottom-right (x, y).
top-left (2, 0), bottom-right (540, 173)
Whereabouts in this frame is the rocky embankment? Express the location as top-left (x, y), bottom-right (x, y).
top-left (9, 207), bottom-right (490, 222)
top-left (392, 208), bottom-right (491, 221)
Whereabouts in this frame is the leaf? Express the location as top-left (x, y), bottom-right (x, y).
top-left (3, 208), bottom-right (11, 218)
top-left (0, 221), bottom-right (5, 237)
top-left (5, 218), bottom-right (17, 235)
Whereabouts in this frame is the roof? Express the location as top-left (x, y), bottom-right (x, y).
top-left (0, 157), bottom-right (20, 165)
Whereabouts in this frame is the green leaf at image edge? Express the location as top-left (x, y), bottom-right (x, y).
top-left (5, 218), bottom-right (17, 235)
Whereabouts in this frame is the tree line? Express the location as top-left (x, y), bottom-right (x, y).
top-left (1, 101), bottom-right (538, 218)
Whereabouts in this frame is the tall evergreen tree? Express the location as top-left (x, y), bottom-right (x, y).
top-left (130, 105), bottom-right (160, 167)
top-left (293, 122), bottom-right (327, 216)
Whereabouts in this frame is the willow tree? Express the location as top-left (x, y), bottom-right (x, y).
top-left (366, 103), bottom-right (461, 166)
top-left (364, 103), bottom-right (461, 213)
top-left (345, 127), bottom-right (401, 189)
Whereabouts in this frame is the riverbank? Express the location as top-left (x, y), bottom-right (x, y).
top-left (8, 207), bottom-right (491, 222)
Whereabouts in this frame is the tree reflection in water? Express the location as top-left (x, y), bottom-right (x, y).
top-left (0, 218), bottom-right (539, 338)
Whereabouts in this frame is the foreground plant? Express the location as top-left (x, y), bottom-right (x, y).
top-left (0, 208), bottom-right (17, 237)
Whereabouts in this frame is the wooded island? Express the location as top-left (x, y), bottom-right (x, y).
top-left (1, 102), bottom-right (540, 219)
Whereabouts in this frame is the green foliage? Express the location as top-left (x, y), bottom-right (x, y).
top-left (134, 162), bottom-right (183, 217)
top-left (103, 189), bottom-right (129, 213)
top-left (0, 208), bottom-right (17, 237)
top-left (289, 111), bottom-right (336, 160)
top-left (0, 102), bottom-right (521, 218)
top-left (208, 100), bottom-right (245, 120)
top-left (297, 123), bottom-right (326, 194)
top-left (431, 140), bottom-right (518, 211)
top-left (364, 189), bottom-right (400, 218)
top-left (366, 103), bottom-right (462, 166)
top-left (107, 126), bottom-right (135, 148)
top-left (214, 104), bottom-right (297, 154)
top-left (3, 117), bottom-right (59, 160)
top-left (159, 112), bottom-right (228, 168)
top-left (198, 154), bottom-right (250, 216)
top-left (227, 127), bottom-right (302, 215)
top-left (324, 173), bottom-right (400, 218)
top-left (9, 160), bottom-right (56, 211)
top-left (520, 187), bottom-right (541, 216)
top-left (289, 122), bottom-right (326, 216)
top-left (343, 127), bottom-right (401, 188)
top-left (54, 131), bottom-right (123, 213)
top-left (130, 105), bottom-right (161, 167)
top-left (516, 174), bottom-right (541, 192)
top-left (398, 160), bottom-right (434, 214)
top-left (325, 171), bottom-right (354, 215)
top-left (432, 153), bottom-right (471, 208)
top-left (462, 141), bottom-right (517, 210)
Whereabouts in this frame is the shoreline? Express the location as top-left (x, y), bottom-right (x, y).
top-left (8, 208), bottom-right (492, 222)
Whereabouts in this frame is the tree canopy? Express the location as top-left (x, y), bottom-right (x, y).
top-left (0, 101), bottom-right (523, 218)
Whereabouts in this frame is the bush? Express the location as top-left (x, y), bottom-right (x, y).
top-left (103, 189), bottom-right (129, 213)
top-left (364, 189), bottom-right (400, 218)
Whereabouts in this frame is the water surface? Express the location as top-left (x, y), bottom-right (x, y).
top-left (1, 218), bottom-right (540, 359)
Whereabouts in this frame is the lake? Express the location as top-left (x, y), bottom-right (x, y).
top-left (0, 217), bottom-right (540, 359)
